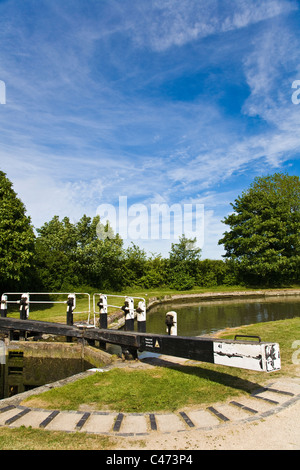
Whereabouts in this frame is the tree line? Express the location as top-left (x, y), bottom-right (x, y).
top-left (1, 170), bottom-right (300, 294)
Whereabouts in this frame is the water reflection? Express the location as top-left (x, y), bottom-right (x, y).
top-left (146, 295), bottom-right (300, 336)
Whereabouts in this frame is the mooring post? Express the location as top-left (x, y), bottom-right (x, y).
top-left (165, 311), bottom-right (177, 336)
top-left (98, 294), bottom-right (108, 329)
top-left (136, 300), bottom-right (146, 333)
top-left (0, 295), bottom-right (7, 318)
top-left (66, 294), bottom-right (75, 326)
top-left (97, 294), bottom-right (107, 350)
top-left (122, 296), bottom-right (135, 331)
top-left (19, 293), bottom-right (29, 340)
top-left (19, 293), bottom-right (29, 320)
top-left (66, 294), bottom-right (75, 343)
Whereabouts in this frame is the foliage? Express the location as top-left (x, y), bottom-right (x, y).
top-left (0, 171), bottom-right (35, 291)
top-left (168, 235), bottom-right (201, 289)
top-left (34, 215), bottom-right (124, 291)
top-left (219, 173), bottom-right (300, 286)
top-left (3, 169), bottom-right (300, 292)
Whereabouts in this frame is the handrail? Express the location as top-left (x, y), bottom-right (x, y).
top-left (1, 292), bottom-right (93, 326)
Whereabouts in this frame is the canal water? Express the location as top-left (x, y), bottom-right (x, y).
top-left (145, 295), bottom-right (300, 336)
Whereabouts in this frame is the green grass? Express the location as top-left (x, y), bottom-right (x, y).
top-left (0, 427), bottom-right (118, 450)
top-left (1, 314), bottom-right (299, 450)
top-left (22, 365), bottom-right (257, 413)
top-left (23, 316), bottom-right (300, 413)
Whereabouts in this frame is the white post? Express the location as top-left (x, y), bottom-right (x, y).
top-left (20, 293), bottom-right (30, 319)
top-left (99, 294), bottom-right (108, 329)
top-left (124, 296), bottom-right (135, 331)
top-left (137, 300), bottom-right (146, 332)
top-left (66, 294), bottom-right (76, 325)
top-left (1, 294), bottom-right (7, 317)
top-left (165, 311), bottom-right (177, 336)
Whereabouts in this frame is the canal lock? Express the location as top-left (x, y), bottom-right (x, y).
top-left (0, 339), bottom-right (112, 399)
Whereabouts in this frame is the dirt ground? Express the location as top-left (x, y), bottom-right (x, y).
top-left (117, 397), bottom-right (300, 450)
top-left (109, 356), bottom-right (300, 451)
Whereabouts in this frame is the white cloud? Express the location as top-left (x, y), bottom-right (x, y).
top-left (130, 0), bottom-right (297, 51)
top-left (0, 0), bottom-right (299, 260)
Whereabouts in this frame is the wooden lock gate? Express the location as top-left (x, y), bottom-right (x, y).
top-left (0, 316), bottom-right (281, 373)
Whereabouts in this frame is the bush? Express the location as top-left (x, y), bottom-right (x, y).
top-left (169, 270), bottom-right (195, 290)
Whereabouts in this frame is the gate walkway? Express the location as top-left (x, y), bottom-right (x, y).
top-left (1, 356), bottom-right (300, 437)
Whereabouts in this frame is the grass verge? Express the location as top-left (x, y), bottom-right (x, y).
top-left (0, 427), bottom-right (118, 450)
top-left (22, 317), bottom-right (300, 413)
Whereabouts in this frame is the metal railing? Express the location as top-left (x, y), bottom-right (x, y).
top-left (0, 292), bottom-right (147, 331)
top-left (1, 292), bottom-right (93, 326)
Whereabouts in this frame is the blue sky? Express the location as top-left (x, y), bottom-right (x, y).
top-left (1, 0), bottom-right (300, 259)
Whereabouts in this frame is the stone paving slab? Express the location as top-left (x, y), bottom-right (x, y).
top-left (0, 406), bottom-right (19, 425)
top-left (11, 409), bottom-right (52, 428)
top-left (1, 377), bottom-right (300, 436)
top-left (44, 410), bottom-right (83, 432)
top-left (79, 412), bottom-right (117, 434)
top-left (120, 414), bottom-right (149, 435)
top-left (155, 413), bottom-right (188, 433)
top-left (185, 409), bottom-right (220, 428)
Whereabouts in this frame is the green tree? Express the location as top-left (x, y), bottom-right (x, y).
top-left (34, 215), bottom-right (79, 291)
top-left (123, 243), bottom-right (148, 287)
top-left (0, 171), bottom-right (35, 291)
top-left (139, 253), bottom-right (168, 288)
top-left (219, 173), bottom-right (300, 286)
top-left (168, 235), bottom-right (201, 290)
top-left (35, 214), bottom-right (125, 291)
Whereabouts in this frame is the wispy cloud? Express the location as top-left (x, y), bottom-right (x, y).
top-left (129, 0), bottom-right (297, 51)
top-left (0, 0), bottom-right (299, 258)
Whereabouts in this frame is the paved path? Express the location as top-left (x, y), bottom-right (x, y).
top-left (1, 357), bottom-right (300, 437)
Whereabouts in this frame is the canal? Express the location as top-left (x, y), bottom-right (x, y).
top-left (145, 295), bottom-right (300, 336)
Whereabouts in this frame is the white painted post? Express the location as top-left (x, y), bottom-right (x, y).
top-left (20, 293), bottom-right (30, 319)
top-left (165, 311), bottom-right (177, 336)
top-left (0, 294), bottom-right (7, 318)
top-left (124, 296), bottom-right (135, 331)
top-left (137, 300), bottom-right (146, 332)
top-left (66, 294), bottom-right (76, 325)
top-left (98, 294), bottom-right (108, 329)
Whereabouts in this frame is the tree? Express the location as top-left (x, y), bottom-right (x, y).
top-left (123, 243), bottom-right (148, 287)
top-left (169, 235), bottom-right (201, 265)
top-left (34, 215), bottom-right (79, 291)
top-left (218, 173), bottom-right (300, 285)
top-left (0, 171), bottom-right (35, 291)
top-left (168, 235), bottom-right (201, 290)
top-left (35, 214), bottom-right (125, 291)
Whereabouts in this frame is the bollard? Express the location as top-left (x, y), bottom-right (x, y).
top-left (66, 294), bottom-right (75, 326)
top-left (136, 300), bottom-right (146, 333)
top-left (19, 293), bottom-right (29, 340)
top-left (97, 294), bottom-right (108, 329)
top-left (1, 295), bottom-right (7, 318)
top-left (122, 297), bottom-right (134, 331)
top-left (20, 293), bottom-right (29, 320)
top-left (165, 311), bottom-right (177, 336)
top-left (97, 294), bottom-right (108, 350)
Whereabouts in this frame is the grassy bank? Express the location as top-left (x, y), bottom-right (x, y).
top-left (22, 316), bottom-right (300, 413)
top-left (1, 315), bottom-right (299, 449)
